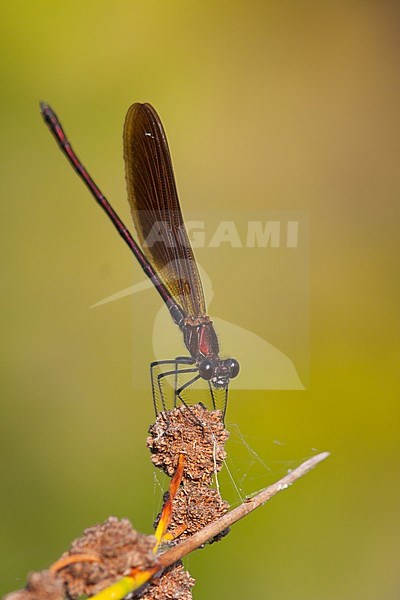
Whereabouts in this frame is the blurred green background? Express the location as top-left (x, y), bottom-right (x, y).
top-left (1, 2), bottom-right (399, 598)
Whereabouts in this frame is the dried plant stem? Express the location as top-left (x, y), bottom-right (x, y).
top-left (158, 451), bottom-right (329, 569)
top-left (74, 452), bottom-right (330, 600)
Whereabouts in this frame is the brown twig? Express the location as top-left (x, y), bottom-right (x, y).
top-left (157, 451), bottom-right (329, 569)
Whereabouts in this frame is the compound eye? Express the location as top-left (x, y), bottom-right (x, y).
top-left (229, 359), bottom-right (240, 379)
top-left (198, 358), bottom-right (214, 380)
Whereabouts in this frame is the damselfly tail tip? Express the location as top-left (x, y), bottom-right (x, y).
top-left (39, 102), bottom-right (56, 124)
top-left (40, 102), bottom-right (60, 132)
top-left (39, 100), bottom-right (49, 113)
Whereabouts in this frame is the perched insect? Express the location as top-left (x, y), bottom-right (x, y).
top-left (40, 102), bottom-right (239, 413)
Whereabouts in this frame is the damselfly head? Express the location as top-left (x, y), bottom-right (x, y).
top-left (198, 357), bottom-right (240, 389)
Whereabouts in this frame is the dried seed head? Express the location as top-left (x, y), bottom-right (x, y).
top-left (147, 405), bottom-right (229, 484)
top-left (138, 562), bottom-right (195, 600)
top-left (61, 517), bottom-right (156, 597)
top-left (4, 571), bottom-right (64, 600)
top-left (166, 481), bottom-right (230, 539)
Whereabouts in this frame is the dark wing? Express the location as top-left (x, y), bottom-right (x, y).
top-left (123, 103), bottom-right (206, 319)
